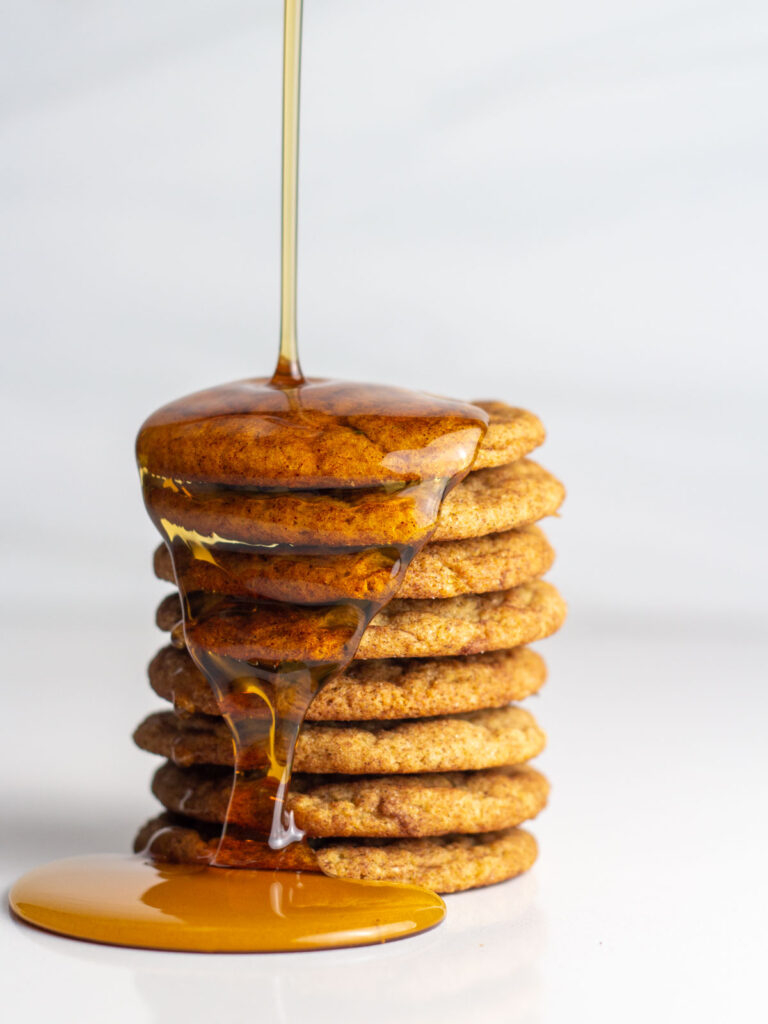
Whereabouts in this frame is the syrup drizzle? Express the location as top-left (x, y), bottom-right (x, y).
top-left (275, 0), bottom-right (304, 387)
top-left (9, 0), bottom-right (488, 952)
top-left (136, 377), bottom-right (487, 862)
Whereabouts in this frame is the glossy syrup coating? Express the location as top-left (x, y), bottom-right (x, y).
top-left (137, 377), bottom-right (487, 487)
top-left (140, 406), bottom-right (551, 548)
top-left (151, 523), bottom-right (555, 601)
top-left (137, 375), bottom-right (488, 853)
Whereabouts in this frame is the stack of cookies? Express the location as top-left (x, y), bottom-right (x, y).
top-left (133, 402), bottom-right (565, 893)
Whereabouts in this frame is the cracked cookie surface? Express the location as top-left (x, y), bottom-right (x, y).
top-left (152, 524), bottom-right (554, 602)
top-left (134, 705), bottom-right (546, 774)
top-left (135, 814), bottom-right (539, 893)
top-left (145, 456), bottom-right (563, 551)
top-left (155, 580), bottom-right (566, 661)
top-left (148, 644), bottom-right (547, 720)
top-left (151, 761), bottom-right (549, 837)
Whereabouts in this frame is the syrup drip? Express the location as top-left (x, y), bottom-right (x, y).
top-left (136, 376), bottom-right (486, 861)
top-left (9, 0), bottom-right (487, 952)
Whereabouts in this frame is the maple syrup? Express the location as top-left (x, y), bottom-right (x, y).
top-left (136, 376), bottom-right (486, 860)
top-left (10, 857), bottom-right (444, 953)
top-left (9, 0), bottom-right (487, 951)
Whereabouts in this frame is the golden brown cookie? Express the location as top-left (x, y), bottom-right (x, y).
top-left (471, 402), bottom-right (546, 470)
top-left (434, 459), bottom-right (564, 541)
top-left (133, 705), bottom-right (546, 774)
top-left (144, 457), bottom-right (563, 552)
top-left (148, 645), bottom-right (546, 720)
top-left (395, 526), bottom-right (554, 598)
top-left (138, 382), bottom-right (486, 488)
top-left (138, 393), bottom-right (542, 489)
top-left (359, 581), bottom-right (566, 659)
top-left (151, 761), bottom-right (549, 837)
top-left (134, 813), bottom-right (538, 893)
top-left (152, 525), bottom-right (554, 603)
top-left (155, 580), bottom-right (566, 661)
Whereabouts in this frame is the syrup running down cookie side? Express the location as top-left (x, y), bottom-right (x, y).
top-left (136, 376), bottom-right (489, 859)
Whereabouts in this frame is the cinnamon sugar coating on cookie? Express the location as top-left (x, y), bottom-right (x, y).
top-left (143, 457), bottom-right (563, 551)
top-left (137, 379), bottom-right (489, 488)
top-left (151, 760), bottom-right (550, 838)
top-left (133, 705), bottom-right (546, 774)
top-left (148, 645), bottom-right (546, 720)
top-left (154, 580), bottom-right (566, 661)
top-left (152, 524), bottom-right (554, 602)
top-left (433, 459), bottom-right (564, 541)
top-left (137, 385), bottom-right (541, 488)
top-left (135, 814), bottom-right (539, 893)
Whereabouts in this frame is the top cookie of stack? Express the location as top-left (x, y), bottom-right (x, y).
top-left (134, 401), bottom-right (566, 892)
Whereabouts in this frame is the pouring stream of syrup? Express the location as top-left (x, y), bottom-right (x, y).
top-left (275, 0), bottom-right (304, 387)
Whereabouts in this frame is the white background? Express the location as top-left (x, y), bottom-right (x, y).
top-left (1, 2), bottom-right (766, 1022)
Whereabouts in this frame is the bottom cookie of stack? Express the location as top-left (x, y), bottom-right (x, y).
top-left (136, 814), bottom-right (539, 895)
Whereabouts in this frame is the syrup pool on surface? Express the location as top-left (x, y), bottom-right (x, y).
top-left (10, 855), bottom-right (445, 952)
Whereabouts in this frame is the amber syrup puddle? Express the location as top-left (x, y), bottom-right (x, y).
top-left (9, 0), bottom-right (487, 952)
top-left (10, 857), bottom-right (445, 953)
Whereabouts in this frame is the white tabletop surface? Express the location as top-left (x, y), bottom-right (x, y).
top-left (2, 611), bottom-right (766, 1024)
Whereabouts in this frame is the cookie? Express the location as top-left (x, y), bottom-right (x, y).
top-left (148, 644), bottom-right (546, 720)
top-left (152, 525), bottom-right (554, 602)
top-left (138, 393), bottom-right (543, 489)
top-left (361, 581), bottom-right (566, 659)
top-left (155, 580), bottom-right (566, 662)
top-left (144, 458), bottom-right (563, 552)
top-left (135, 814), bottom-right (539, 893)
top-left (151, 761), bottom-right (549, 837)
top-left (434, 459), bottom-right (565, 542)
top-left (133, 705), bottom-right (546, 774)
top-left (382, 525), bottom-right (554, 599)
